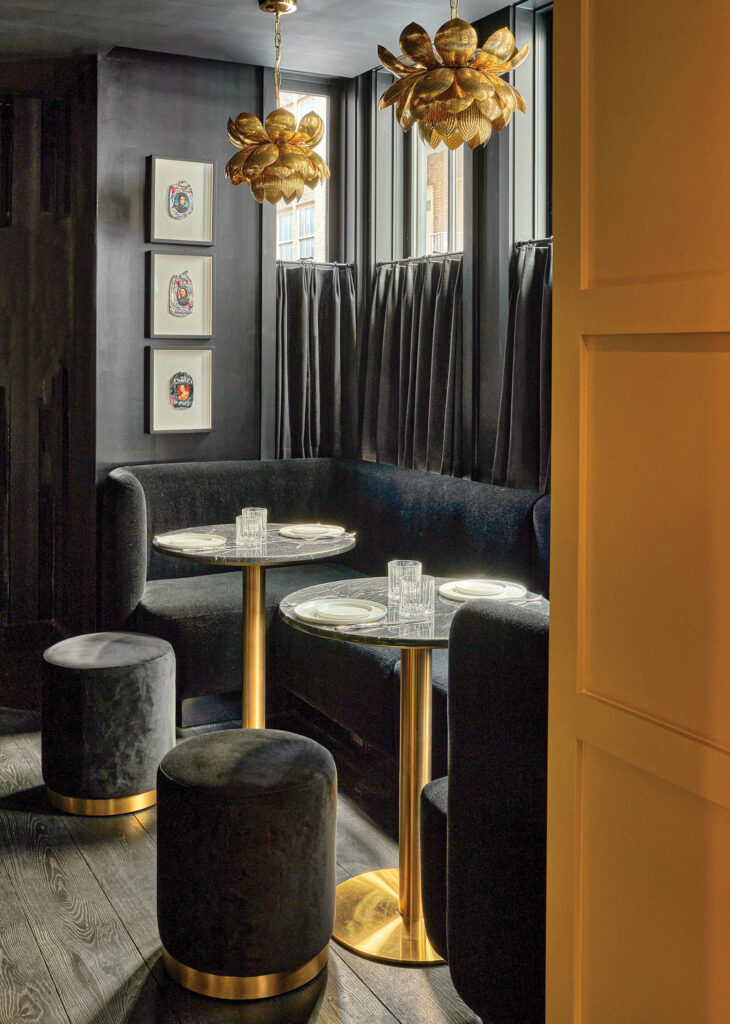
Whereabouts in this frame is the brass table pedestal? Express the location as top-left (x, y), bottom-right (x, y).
top-left (336, 646), bottom-right (444, 966)
top-left (242, 564), bottom-right (266, 728)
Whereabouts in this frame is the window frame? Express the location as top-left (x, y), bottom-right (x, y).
top-left (298, 203), bottom-right (315, 240)
top-left (277, 209), bottom-right (294, 260)
top-left (409, 139), bottom-right (460, 258)
top-left (297, 203), bottom-right (315, 259)
top-left (277, 210), bottom-right (293, 243)
top-left (408, 136), bottom-right (464, 258)
top-left (260, 71), bottom-right (346, 458)
top-left (278, 72), bottom-right (344, 263)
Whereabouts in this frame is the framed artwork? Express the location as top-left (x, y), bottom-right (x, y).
top-left (147, 156), bottom-right (215, 245)
top-left (148, 252), bottom-right (213, 338)
top-left (147, 346), bottom-right (213, 433)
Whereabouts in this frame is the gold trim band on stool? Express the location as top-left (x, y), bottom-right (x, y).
top-left (44, 786), bottom-right (157, 816)
top-left (161, 944), bottom-right (329, 1000)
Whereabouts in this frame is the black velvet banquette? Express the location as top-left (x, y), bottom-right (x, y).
top-left (421, 597), bottom-right (549, 1024)
top-left (101, 457), bottom-right (548, 777)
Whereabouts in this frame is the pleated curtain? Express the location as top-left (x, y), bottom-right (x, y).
top-left (492, 242), bottom-right (552, 492)
top-left (360, 256), bottom-right (463, 476)
top-left (276, 262), bottom-right (358, 459)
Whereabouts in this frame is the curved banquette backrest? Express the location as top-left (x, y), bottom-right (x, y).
top-left (99, 457), bottom-right (547, 627)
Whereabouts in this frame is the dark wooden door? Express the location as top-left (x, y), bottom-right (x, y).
top-left (0, 57), bottom-right (97, 690)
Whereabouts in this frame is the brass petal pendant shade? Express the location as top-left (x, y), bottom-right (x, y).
top-left (378, 5), bottom-right (529, 150)
top-left (226, 108), bottom-right (329, 204)
top-left (226, 0), bottom-right (330, 204)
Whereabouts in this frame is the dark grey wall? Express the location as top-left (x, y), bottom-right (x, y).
top-left (96, 47), bottom-right (263, 479)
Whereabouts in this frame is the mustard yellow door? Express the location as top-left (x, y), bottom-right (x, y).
top-left (547, 1), bottom-right (730, 1020)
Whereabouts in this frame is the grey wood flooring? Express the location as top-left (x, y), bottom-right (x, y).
top-left (0, 708), bottom-right (479, 1024)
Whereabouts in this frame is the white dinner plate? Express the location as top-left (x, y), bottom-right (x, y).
top-left (293, 598), bottom-right (387, 625)
top-left (439, 579), bottom-right (527, 602)
top-left (154, 532), bottom-right (227, 550)
top-left (454, 579), bottom-right (511, 597)
top-left (279, 524), bottom-right (346, 540)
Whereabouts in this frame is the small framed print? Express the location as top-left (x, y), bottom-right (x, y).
top-left (147, 156), bottom-right (214, 245)
top-left (148, 346), bottom-right (213, 433)
top-left (148, 252), bottom-right (213, 338)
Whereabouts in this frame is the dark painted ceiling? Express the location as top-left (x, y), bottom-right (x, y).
top-left (0, 0), bottom-right (509, 77)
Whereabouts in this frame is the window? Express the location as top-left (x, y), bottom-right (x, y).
top-left (297, 203), bottom-right (315, 259)
top-left (297, 96), bottom-right (317, 118)
top-left (278, 211), bottom-right (293, 260)
top-left (299, 204), bottom-right (315, 237)
top-left (275, 90), bottom-right (329, 262)
top-left (298, 237), bottom-right (314, 259)
top-left (412, 138), bottom-right (464, 256)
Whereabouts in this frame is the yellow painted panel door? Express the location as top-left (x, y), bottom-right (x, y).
top-left (547, 1), bottom-right (730, 1021)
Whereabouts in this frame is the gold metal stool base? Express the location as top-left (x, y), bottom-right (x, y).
top-left (44, 786), bottom-right (157, 816)
top-left (333, 869), bottom-right (445, 965)
top-left (162, 944), bottom-right (329, 1000)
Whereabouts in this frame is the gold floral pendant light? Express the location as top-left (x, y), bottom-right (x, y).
top-left (378, 0), bottom-right (529, 150)
top-left (226, 0), bottom-right (330, 204)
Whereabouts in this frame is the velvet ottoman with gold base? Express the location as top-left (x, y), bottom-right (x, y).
top-left (42, 632), bottom-right (175, 815)
top-left (157, 729), bottom-right (337, 1000)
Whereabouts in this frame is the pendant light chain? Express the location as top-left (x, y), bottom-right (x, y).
top-left (274, 11), bottom-right (282, 109)
top-left (450, 0), bottom-right (458, 18)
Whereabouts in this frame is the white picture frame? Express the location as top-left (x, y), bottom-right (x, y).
top-left (148, 156), bottom-right (215, 245)
top-left (148, 346), bottom-right (213, 433)
top-left (148, 252), bottom-right (213, 339)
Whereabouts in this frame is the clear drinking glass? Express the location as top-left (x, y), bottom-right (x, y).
top-left (398, 575), bottom-right (435, 620)
top-left (387, 559), bottom-right (422, 603)
top-left (236, 507), bottom-right (267, 544)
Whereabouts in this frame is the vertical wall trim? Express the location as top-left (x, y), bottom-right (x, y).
top-left (0, 383), bottom-right (8, 627)
top-left (345, 70), bottom-right (377, 451)
top-left (0, 96), bottom-right (12, 228)
top-left (259, 66), bottom-right (277, 459)
top-left (463, 6), bottom-right (516, 482)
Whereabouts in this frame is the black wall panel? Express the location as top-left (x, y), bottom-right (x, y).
top-left (95, 48), bottom-right (263, 479)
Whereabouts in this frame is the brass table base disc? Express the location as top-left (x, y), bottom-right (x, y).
top-left (45, 786), bottom-right (157, 816)
top-left (333, 869), bottom-right (444, 966)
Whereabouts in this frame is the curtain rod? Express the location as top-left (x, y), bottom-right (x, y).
top-left (376, 251), bottom-right (463, 267)
top-left (277, 259), bottom-right (353, 268)
top-left (514, 236), bottom-right (553, 248)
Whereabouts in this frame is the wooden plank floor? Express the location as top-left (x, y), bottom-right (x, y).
top-left (0, 708), bottom-right (479, 1024)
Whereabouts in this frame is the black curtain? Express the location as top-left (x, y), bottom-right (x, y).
top-left (276, 262), bottom-right (358, 459)
top-left (492, 241), bottom-right (552, 492)
top-left (360, 256), bottom-right (463, 476)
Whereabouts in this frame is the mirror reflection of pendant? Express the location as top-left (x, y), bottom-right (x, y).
top-left (169, 271), bottom-right (194, 316)
top-left (168, 180), bottom-right (194, 219)
top-left (170, 371), bottom-right (194, 408)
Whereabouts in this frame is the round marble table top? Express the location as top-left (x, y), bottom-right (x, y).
top-left (152, 522), bottom-right (356, 568)
top-left (279, 576), bottom-right (548, 649)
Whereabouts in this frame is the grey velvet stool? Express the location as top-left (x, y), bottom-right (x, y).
top-left (42, 632), bottom-right (175, 815)
top-left (157, 728), bottom-right (337, 1000)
